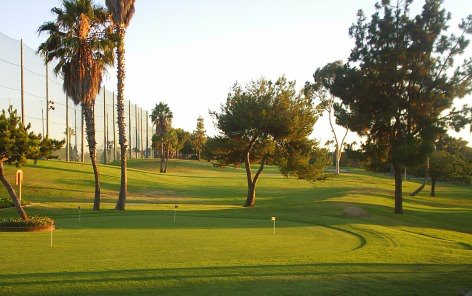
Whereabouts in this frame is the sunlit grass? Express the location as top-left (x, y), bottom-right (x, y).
top-left (0, 159), bottom-right (471, 295)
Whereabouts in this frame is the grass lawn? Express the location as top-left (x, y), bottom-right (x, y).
top-left (0, 159), bottom-right (471, 295)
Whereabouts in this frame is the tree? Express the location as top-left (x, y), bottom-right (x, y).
top-left (192, 116), bottom-right (206, 160)
top-left (429, 150), bottom-right (456, 196)
top-left (150, 102), bottom-right (173, 173)
top-left (38, 0), bottom-right (114, 211)
top-left (332, 0), bottom-right (472, 214)
top-left (174, 128), bottom-right (191, 158)
top-left (410, 109), bottom-right (472, 196)
top-left (152, 128), bottom-right (178, 173)
top-left (28, 137), bottom-right (65, 164)
top-left (211, 77), bottom-right (326, 207)
top-left (105, 0), bottom-right (136, 211)
top-left (308, 61), bottom-right (349, 175)
top-left (0, 107), bottom-right (62, 220)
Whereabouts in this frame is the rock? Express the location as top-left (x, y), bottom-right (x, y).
top-left (343, 206), bottom-right (369, 218)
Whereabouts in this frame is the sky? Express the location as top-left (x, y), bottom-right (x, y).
top-left (2, 0), bottom-right (471, 147)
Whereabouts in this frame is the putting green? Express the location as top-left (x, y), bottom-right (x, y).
top-left (1, 212), bottom-right (362, 274)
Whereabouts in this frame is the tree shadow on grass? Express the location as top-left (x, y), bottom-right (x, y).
top-left (0, 263), bottom-right (471, 296)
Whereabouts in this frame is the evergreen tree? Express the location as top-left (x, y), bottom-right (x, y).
top-left (210, 77), bottom-right (327, 207)
top-left (192, 116), bottom-right (206, 160)
top-left (0, 107), bottom-right (63, 220)
top-left (332, 0), bottom-right (472, 214)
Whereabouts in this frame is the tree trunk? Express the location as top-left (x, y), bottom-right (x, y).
top-left (83, 104), bottom-right (101, 211)
top-left (160, 142), bottom-right (165, 173)
top-left (410, 157), bottom-right (429, 196)
top-left (115, 26), bottom-right (128, 211)
top-left (335, 148), bottom-right (341, 175)
top-left (393, 163), bottom-right (403, 214)
top-left (0, 161), bottom-right (28, 220)
top-left (246, 183), bottom-right (256, 207)
top-left (243, 152), bottom-right (266, 207)
top-left (431, 177), bottom-right (436, 197)
top-left (244, 151), bottom-right (255, 207)
top-left (164, 150), bottom-right (169, 173)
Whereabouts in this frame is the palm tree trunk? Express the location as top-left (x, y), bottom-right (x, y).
top-left (83, 104), bottom-right (101, 211)
top-left (115, 26), bottom-right (128, 211)
top-left (164, 149), bottom-right (169, 172)
top-left (160, 142), bottom-right (165, 173)
top-left (0, 161), bottom-right (28, 220)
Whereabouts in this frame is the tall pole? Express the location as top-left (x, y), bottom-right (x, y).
top-left (75, 108), bottom-right (78, 160)
top-left (112, 91), bottom-right (116, 162)
top-left (135, 104), bottom-right (138, 159)
top-left (146, 111), bottom-right (149, 158)
top-left (20, 39), bottom-right (25, 125)
top-left (81, 107), bottom-right (84, 163)
top-left (66, 95), bottom-right (69, 162)
top-left (103, 86), bottom-right (107, 164)
top-left (140, 108), bottom-right (144, 159)
top-left (128, 100), bottom-right (132, 159)
top-left (45, 63), bottom-right (49, 138)
top-left (106, 112), bottom-right (109, 164)
top-left (41, 108), bottom-right (45, 137)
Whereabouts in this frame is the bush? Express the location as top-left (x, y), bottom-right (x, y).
top-left (0, 197), bottom-right (13, 209)
top-left (0, 216), bottom-right (54, 228)
top-left (0, 197), bottom-right (28, 209)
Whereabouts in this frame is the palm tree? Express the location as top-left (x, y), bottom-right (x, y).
top-left (105, 0), bottom-right (136, 211)
top-left (38, 0), bottom-right (114, 211)
top-left (150, 103), bottom-right (173, 173)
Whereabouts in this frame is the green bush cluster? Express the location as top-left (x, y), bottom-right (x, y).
top-left (0, 216), bottom-right (54, 227)
top-left (0, 197), bottom-right (29, 209)
top-left (0, 197), bottom-right (13, 209)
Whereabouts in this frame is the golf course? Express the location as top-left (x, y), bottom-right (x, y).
top-left (0, 159), bottom-right (471, 295)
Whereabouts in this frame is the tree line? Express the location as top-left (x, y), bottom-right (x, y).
top-left (1, 0), bottom-right (472, 221)
top-left (150, 102), bottom-right (207, 173)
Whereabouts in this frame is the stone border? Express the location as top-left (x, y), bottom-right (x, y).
top-left (0, 223), bottom-right (55, 232)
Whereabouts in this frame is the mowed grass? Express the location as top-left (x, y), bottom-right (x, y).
top-left (0, 159), bottom-right (471, 295)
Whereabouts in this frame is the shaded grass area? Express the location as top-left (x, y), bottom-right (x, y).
top-left (0, 159), bottom-right (471, 295)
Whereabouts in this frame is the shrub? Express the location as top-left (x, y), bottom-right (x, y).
top-left (0, 197), bottom-right (13, 209)
top-left (0, 197), bottom-right (28, 209)
top-left (0, 216), bottom-right (54, 228)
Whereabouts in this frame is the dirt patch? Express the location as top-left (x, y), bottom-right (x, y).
top-left (343, 206), bottom-right (369, 218)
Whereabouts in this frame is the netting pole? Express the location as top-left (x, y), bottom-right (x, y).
top-left (140, 107), bottom-right (144, 159)
top-left (46, 63), bottom-right (49, 138)
top-left (103, 86), bottom-right (107, 164)
top-left (106, 111), bottom-right (109, 164)
top-left (146, 111), bottom-right (149, 158)
top-left (128, 100), bottom-right (132, 159)
top-left (135, 104), bottom-right (138, 159)
top-left (112, 91), bottom-right (116, 162)
top-left (20, 39), bottom-right (25, 125)
top-left (81, 107), bottom-right (84, 162)
top-left (42, 108), bottom-right (45, 137)
top-left (66, 95), bottom-right (69, 162)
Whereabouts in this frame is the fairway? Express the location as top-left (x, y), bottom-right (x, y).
top-left (1, 159), bottom-right (471, 295)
